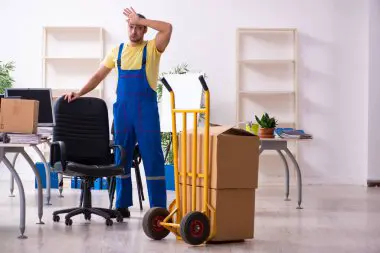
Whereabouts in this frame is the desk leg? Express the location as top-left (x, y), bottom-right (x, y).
top-left (283, 148), bottom-right (303, 209)
top-left (46, 140), bottom-right (64, 198)
top-left (9, 152), bottom-right (19, 197)
top-left (21, 150), bottom-right (44, 224)
top-left (3, 157), bottom-right (27, 239)
top-left (58, 174), bottom-right (64, 198)
top-left (277, 150), bottom-right (290, 201)
top-left (32, 146), bottom-right (51, 205)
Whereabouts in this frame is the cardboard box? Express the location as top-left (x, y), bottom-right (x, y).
top-left (0, 98), bottom-right (39, 134)
top-left (178, 126), bottom-right (260, 189)
top-left (179, 184), bottom-right (256, 242)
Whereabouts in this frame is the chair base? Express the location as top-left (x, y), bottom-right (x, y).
top-left (52, 207), bottom-right (123, 226)
top-left (52, 178), bottom-right (124, 226)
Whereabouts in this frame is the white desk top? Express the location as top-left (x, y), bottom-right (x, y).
top-left (0, 143), bottom-right (33, 147)
top-left (260, 137), bottom-right (312, 142)
top-left (0, 139), bottom-right (50, 147)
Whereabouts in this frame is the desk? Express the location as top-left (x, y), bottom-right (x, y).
top-left (8, 138), bottom-right (60, 206)
top-left (0, 143), bottom-right (45, 239)
top-left (260, 138), bottom-right (309, 209)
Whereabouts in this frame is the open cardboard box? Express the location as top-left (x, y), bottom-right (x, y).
top-left (178, 126), bottom-right (260, 189)
top-left (0, 98), bottom-right (39, 134)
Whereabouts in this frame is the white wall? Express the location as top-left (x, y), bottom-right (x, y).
top-left (367, 0), bottom-right (380, 182)
top-left (0, 0), bottom-right (372, 185)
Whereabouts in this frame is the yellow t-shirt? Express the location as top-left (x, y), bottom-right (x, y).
top-left (102, 39), bottom-right (162, 91)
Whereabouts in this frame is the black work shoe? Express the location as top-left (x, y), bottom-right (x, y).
top-left (111, 208), bottom-right (130, 218)
top-left (117, 208), bottom-right (130, 218)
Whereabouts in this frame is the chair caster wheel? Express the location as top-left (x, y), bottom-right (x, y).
top-left (106, 219), bottom-right (113, 226)
top-left (53, 215), bottom-right (60, 222)
top-left (116, 215), bottom-right (123, 223)
top-left (84, 213), bottom-right (91, 221)
top-left (65, 218), bottom-right (73, 226)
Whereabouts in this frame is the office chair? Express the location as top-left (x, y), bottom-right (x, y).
top-left (50, 96), bottom-right (126, 226)
top-left (108, 121), bottom-right (145, 211)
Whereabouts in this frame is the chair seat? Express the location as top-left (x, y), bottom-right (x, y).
top-left (53, 161), bottom-right (125, 178)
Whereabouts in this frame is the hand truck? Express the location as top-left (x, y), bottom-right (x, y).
top-left (142, 75), bottom-right (216, 246)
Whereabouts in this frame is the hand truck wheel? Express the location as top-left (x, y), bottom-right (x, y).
top-left (180, 211), bottom-right (210, 246)
top-left (143, 207), bottom-right (171, 240)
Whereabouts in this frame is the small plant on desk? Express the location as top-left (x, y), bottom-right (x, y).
top-left (255, 113), bottom-right (278, 138)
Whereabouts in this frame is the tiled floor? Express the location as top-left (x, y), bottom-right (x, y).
top-left (0, 181), bottom-right (379, 253)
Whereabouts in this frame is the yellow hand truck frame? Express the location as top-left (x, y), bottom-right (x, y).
top-left (142, 75), bottom-right (216, 246)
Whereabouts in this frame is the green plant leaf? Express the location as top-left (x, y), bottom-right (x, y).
top-left (255, 112), bottom-right (278, 128)
top-left (0, 61), bottom-right (15, 94)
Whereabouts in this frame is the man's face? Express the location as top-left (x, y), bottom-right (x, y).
top-left (128, 24), bottom-right (146, 43)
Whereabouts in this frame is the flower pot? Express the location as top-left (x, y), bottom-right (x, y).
top-left (258, 128), bottom-right (275, 138)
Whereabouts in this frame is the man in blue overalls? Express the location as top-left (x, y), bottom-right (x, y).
top-left (65, 7), bottom-right (173, 218)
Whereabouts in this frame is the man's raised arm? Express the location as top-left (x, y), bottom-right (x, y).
top-left (123, 7), bottom-right (173, 53)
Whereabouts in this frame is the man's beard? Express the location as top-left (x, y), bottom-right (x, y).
top-left (130, 36), bottom-right (143, 43)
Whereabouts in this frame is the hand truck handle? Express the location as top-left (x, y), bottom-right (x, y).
top-left (160, 77), bottom-right (172, 92)
top-left (198, 75), bottom-right (209, 91)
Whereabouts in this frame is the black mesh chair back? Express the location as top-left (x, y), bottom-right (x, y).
top-left (53, 96), bottom-right (111, 165)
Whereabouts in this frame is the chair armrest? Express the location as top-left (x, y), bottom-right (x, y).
top-left (110, 144), bottom-right (126, 168)
top-left (50, 141), bottom-right (67, 171)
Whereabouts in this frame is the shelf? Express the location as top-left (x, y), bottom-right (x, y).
top-left (42, 26), bottom-right (104, 99)
top-left (236, 27), bottom-right (298, 176)
top-left (237, 28), bottom-right (296, 33)
top-left (239, 90), bottom-right (295, 95)
top-left (239, 59), bottom-right (294, 64)
top-left (43, 57), bottom-right (102, 61)
top-left (44, 26), bottom-right (103, 32)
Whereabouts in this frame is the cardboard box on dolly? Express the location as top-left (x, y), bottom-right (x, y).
top-left (178, 126), bottom-right (260, 242)
top-left (0, 98), bottom-right (39, 134)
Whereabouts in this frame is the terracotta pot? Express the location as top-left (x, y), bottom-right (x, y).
top-left (258, 128), bottom-right (275, 138)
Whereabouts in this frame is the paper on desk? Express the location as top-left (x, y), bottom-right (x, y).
top-left (6, 133), bottom-right (41, 144)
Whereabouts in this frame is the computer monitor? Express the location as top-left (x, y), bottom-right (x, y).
top-left (5, 88), bottom-right (55, 127)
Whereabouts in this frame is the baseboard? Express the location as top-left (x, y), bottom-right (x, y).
top-left (367, 180), bottom-right (380, 187)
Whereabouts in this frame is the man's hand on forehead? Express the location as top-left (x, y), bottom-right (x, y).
top-left (123, 7), bottom-right (141, 26)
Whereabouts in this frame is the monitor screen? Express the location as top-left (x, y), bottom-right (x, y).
top-left (5, 88), bottom-right (55, 127)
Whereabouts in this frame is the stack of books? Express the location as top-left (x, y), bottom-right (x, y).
top-left (5, 133), bottom-right (41, 144)
top-left (275, 128), bottom-right (313, 139)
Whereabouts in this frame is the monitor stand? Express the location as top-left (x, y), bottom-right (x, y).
top-left (37, 126), bottom-right (53, 138)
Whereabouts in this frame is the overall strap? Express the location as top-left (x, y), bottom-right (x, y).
top-left (141, 43), bottom-right (148, 68)
top-left (116, 43), bottom-right (124, 71)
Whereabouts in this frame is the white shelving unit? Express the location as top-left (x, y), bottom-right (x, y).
top-left (236, 28), bottom-right (299, 182)
top-left (40, 26), bottom-right (104, 159)
top-left (42, 26), bottom-right (105, 100)
top-left (236, 27), bottom-right (298, 127)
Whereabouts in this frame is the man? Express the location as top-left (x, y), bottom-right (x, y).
top-left (65, 7), bottom-right (172, 218)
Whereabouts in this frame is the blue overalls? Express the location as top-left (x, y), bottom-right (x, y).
top-left (113, 42), bottom-right (167, 209)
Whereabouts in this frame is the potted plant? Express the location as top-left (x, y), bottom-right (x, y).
top-left (255, 113), bottom-right (278, 138)
top-left (0, 61), bottom-right (15, 94)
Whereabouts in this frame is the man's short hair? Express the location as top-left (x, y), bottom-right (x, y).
top-left (137, 13), bottom-right (147, 28)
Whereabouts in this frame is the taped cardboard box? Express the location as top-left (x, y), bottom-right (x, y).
top-left (0, 98), bottom-right (39, 134)
top-left (179, 184), bottom-right (256, 242)
top-left (178, 126), bottom-right (260, 189)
